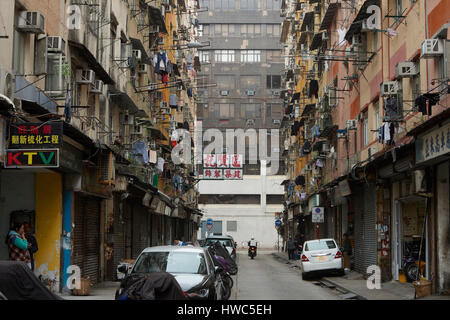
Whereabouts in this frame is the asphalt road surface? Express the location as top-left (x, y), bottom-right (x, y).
top-left (231, 251), bottom-right (342, 300)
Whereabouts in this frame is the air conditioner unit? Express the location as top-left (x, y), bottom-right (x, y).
top-left (18, 11), bottom-right (45, 34)
top-left (395, 62), bottom-right (418, 78)
top-left (132, 125), bottom-right (143, 135)
top-left (220, 90), bottom-right (229, 96)
top-left (76, 69), bottom-right (95, 84)
top-left (247, 90), bottom-right (255, 96)
top-left (90, 80), bottom-right (104, 94)
top-left (246, 119), bottom-right (255, 126)
top-left (138, 63), bottom-right (148, 74)
top-left (272, 90), bottom-right (280, 96)
top-left (337, 130), bottom-right (347, 139)
top-left (322, 32), bottom-right (329, 40)
top-left (346, 119), bottom-right (357, 130)
top-left (149, 25), bottom-right (160, 33)
top-left (273, 119), bottom-right (281, 125)
top-left (133, 49), bottom-right (142, 61)
top-left (0, 68), bottom-right (14, 100)
top-left (120, 113), bottom-right (134, 125)
top-left (380, 81), bottom-right (400, 96)
top-left (160, 101), bottom-right (169, 109)
top-left (47, 36), bottom-right (66, 54)
top-left (421, 39), bottom-right (444, 58)
top-left (322, 143), bottom-right (330, 153)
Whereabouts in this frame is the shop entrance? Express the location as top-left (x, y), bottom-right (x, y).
top-left (394, 197), bottom-right (429, 282)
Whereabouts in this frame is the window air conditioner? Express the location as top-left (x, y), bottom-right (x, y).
top-left (322, 32), bottom-right (329, 40)
top-left (76, 69), bottom-right (95, 84)
top-left (380, 81), bottom-right (400, 96)
top-left (247, 90), bottom-right (255, 96)
top-left (132, 125), bottom-right (143, 135)
top-left (273, 119), bottom-right (281, 125)
top-left (149, 25), bottom-right (160, 33)
top-left (395, 62), bottom-right (418, 78)
top-left (346, 119), bottom-right (357, 130)
top-left (47, 36), bottom-right (66, 54)
top-left (133, 49), bottom-right (142, 61)
top-left (272, 90), bottom-right (280, 96)
top-left (18, 11), bottom-right (45, 34)
top-left (322, 143), bottom-right (330, 153)
top-left (138, 63), bottom-right (148, 74)
top-left (90, 80), bottom-right (104, 94)
top-left (220, 90), bottom-right (229, 96)
top-left (421, 39), bottom-right (444, 58)
top-left (246, 119), bottom-right (255, 126)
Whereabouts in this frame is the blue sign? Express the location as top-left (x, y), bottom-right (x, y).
top-left (275, 219), bottom-right (281, 226)
top-left (206, 219), bottom-right (213, 225)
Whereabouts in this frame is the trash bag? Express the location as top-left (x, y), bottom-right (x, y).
top-left (117, 272), bottom-right (186, 300)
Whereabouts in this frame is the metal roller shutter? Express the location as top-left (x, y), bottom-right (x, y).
top-left (132, 204), bottom-right (149, 258)
top-left (113, 194), bottom-right (125, 280)
top-left (84, 197), bottom-right (101, 285)
top-left (354, 184), bottom-right (377, 275)
top-left (72, 194), bottom-right (84, 272)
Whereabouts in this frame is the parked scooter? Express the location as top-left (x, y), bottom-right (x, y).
top-left (207, 242), bottom-right (235, 300)
top-left (402, 240), bottom-right (425, 282)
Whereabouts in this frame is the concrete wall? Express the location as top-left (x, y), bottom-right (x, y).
top-left (0, 171), bottom-right (35, 260)
top-left (35, 172), bottom-right (62, 292)
top-left (437, 161), bottom-right (450, 293)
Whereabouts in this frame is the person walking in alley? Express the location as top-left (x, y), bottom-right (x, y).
top-left (342, 233), bottom-right (352, 271)
top-left (287, 237), bottom-right (296, 260)
top-left (24, 223), bottom-right (38, 271)
top-left (5, 222), bottom-right (31, 268)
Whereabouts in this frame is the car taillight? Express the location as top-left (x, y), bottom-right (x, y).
top-left (183, 291), bottom-right (187, 297)
top-left (301, 254), bottom-right (309, 262)
top-left (335, 251), bottom-right (342, 259)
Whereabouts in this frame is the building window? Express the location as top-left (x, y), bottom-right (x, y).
top-left (200, 24), bottom-right (209, 36)
top-left (240, 0), bottom-right (258, 9)
top-left (199, 0), bottom-right (210, 8)
top-left (13, 29), bottom-right (25, 75)
top-left (46, 54), bottom-right (67, 93)
top-left (198, 194), bottom-right (260, 204)
top-left (200, 50), bottom-right (210, 63)
top-left (363, 113), bottom-right (369, 147)
top-left (227, 221), bottom-right (237, 232)
top-left (266, 24), bottom-right (280, 36)
top-left (242, 103), bottom-right (261, 118)
top-left (214, 103), bottom-right (235, 119)
top-left (373, 101), bottom-right (380, 141)
top-left (266, 50), bottom-right (282, 63)
top-left (267, 75), bottom-right (281, 89)
top-left (241, 50), bottom-right (261, 63)
top-left (240, 75), bottom-right (260, 90)
top-left (267, 103), bottom-right (282, 117)
top-left (215, 75), bottom-right (235, 89)
top-left (266, 195), bottom-right (283, 204)
top-left (214, 50), bottom-right (235, 63)
top-left (214, 0), bottom-right (236, 10)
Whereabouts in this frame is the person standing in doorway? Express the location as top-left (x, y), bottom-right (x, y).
top-left (342, 233), bottom-right (352, 271)
top-left (287, 237), bottom-right (296, 260)
top-left (24, 223), bottom-right (38, 271)
top-left (5, 222), bottom-right (31, 268)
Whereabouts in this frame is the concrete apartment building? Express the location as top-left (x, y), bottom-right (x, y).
top-left (280, 0), bottom-right (450, 294)
top-left (195, 0), bottom-right (287, 248)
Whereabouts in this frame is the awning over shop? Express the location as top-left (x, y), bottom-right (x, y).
top-left (148, 125), bottom-right (167, 141)
top-left (14, 76), bottom-right (58, 114)
top-left (280, 20), bottom-right (291, 44)
top-left (130, 37), bottom-right (151, 65)
top-left (158, 190), bottom-right (175, 208)
top-left (345, 0), bottom-right (380, 42)
top-left (319, 2), bottom-right (340, 31)
top-left (68, 41), bottom-right (114, 85)
top-left (109, 91), bottom-right (139, 114)
top-left (310, 32), bottom-right (323, 51)
top-left (407, 108), bottom-right (450, 137)
top-left (148, 6), bottom-right (168, 34)
top-left (301, 12), bottom-right (315, 32)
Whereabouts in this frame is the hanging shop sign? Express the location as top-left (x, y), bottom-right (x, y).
top-left (311, 207), bottom-right (324, 223)
top-left (416, 121), bottom-right (450, 164)
top-left (8, 121), bottom-right (63, 149)
top-left (202, 154), bottom-right (243, 180)
top-left (5, 149), bottom-right (59, 168)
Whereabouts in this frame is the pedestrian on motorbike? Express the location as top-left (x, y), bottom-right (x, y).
top-left (248, 237), bottom-right (258, 258)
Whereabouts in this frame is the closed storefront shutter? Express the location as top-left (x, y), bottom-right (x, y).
top-left (113, 194), bottom-right (125, 280)
top-left (84, 197), bottom-right (101, 285)
top-left (72, 195), bottom-right (101, 285)
top-left (354, 184), bottom-right (377, 275)
top-left (132, 204), bottom-right (149, 258)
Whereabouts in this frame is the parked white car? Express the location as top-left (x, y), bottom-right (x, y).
top-left (300, 238), bottom-right (344, 280)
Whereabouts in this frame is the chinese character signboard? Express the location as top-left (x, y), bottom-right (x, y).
top-left (416, 121), bottom-right (450, 164)
top-left (5, 149), bottom-right (59, 168)
top-left (202, 154), bottom-right (243, 180)
top-left (9, 122), bottom-right (63, 149)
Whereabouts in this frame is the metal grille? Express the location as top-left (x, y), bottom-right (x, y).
top-left (354, 184), bottom-right (377, 275)
top-left (132, 204), bottom-right (149, 258)
top-left (113, 194), bottom-right (125, 280)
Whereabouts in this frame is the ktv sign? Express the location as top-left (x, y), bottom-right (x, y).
top-left (5, 149), bottom-right (59, 168)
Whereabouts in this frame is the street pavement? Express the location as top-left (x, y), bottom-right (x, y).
top-left (232, 250), bottom-right (342, 300)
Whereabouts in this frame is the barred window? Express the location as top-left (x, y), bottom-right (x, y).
top-left (214, 50), bottom-right (235, 63)
top-left (240, 50), bottom-right (261, 63)
top-left (200, 50), bottom-right (210, 63)
top-left (227, 221), bottom-right (237, 232)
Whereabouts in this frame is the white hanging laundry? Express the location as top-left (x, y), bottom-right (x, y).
top-left (384, 123), bottom-right (391, 142)
top-left (337, 28), bottom-right (347, 46)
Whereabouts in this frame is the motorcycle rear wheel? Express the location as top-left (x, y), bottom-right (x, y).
top-left (405, 263), bottom-right (419, 282)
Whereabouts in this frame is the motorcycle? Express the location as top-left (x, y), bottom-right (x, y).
top-left (207, 243), bottom-right (235, 300)
top-left (248, 246), bottom-right (257, 259)
top-left (402, 240), bottom-right (425, 282)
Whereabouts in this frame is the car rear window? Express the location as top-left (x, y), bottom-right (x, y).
top-left (305, 240), bottom-right (336, 251)
top-left (205, 239), bottom-right (233, 247)
top-left (132, 252), bottom-right (208, 275)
